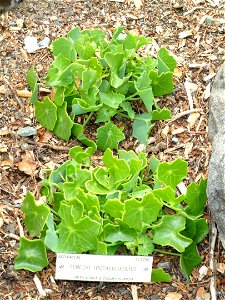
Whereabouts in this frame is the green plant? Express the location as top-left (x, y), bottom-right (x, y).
top-left (27, 26), bottom-right (176, 150)
top-left (15, 147), bottom-right (208, 282)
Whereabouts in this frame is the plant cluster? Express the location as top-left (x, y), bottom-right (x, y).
top-left (15, 147), bottom-right (208, 282)
top-left (27, 26), bottom-right (176, 150)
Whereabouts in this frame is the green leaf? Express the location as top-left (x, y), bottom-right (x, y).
top-left (90, 241), bottom-right (108, 255)
top-left (185, 179), bottom-right (207, 215)
top-left (67, 26), bottom-right (81, 41)
top-left (123, 33), bottom-right (151, 51)
top-left (14, 237), bottom-right (48, 272)
top-left (58, 200), bottom-right (84, 223)
top-left (57, 216), bottom-right (101, 253)
top-left (149, 156), bottom-right (160, 174)
top-left (152, 108), bottom-right (171, 120)
top-left (135, 71), bottom-right (154, 113)
top-left (157, 48), bottom-right (177, 74)
top-left (156, 158), bottom-right (188, 190)
top-left (22, 192), bottom-right (50, 237)
top-left (30, 84), bottom-right (38, 104)
top-left (86, 175), bottom-right (111, 195)
top-left (120, 102), bottom-right (135, 119)
top-left (73, 188), bottom-right (100, 213)
top-left (152, 186), bottom-right (184, 208)
top-left (75, 39), bottom-right (96, 60)
top-left (103, 148), bottom-right (130, 183)
top-left (104, 52), bottom-right (124, 73)
top-left (103, 222), bottom-right (136, 243)
top-left (44, 213), bottom-right (59, 252)
top-left (35, 97), bottom-right (57, 131)
top-left (132, 113), bottom-right (153, 145)
top-left (151, 269), bottom-right (171, 282)
top-left (123, 192), bottom-right (163, 232)
top-left (194, 218), bottom-right (208, 244)
top-left (97, 122), bottom-right (125, 151)
top-left (137, 234), bottom-right (154, 255)
top-left (26, 66), bottom-right (38, 92)
top-left (99, 92), bottom-right (125, 109)
top-left (104, 199), bottom-right (124, 219)
top-left (180, 243), bottom-right (202, 278)
top-left (63, 182), bottom-right (79, 200)
top-left (82, 69), bottom-right (98, 91)
top-left (152, 215), bottom-right (192, 252)
top-left (95, 106), bottom-right (117, 123)
top-left (149, 70), bottom-right (174, 96)
top-left (183, 218), bottom-right (208, 244)
top-left (54, 87), bottom-right (65, 106)
top-left (53, 102), bottom-right (73, 141)
top-left (51, 37), bottom-right (76, 61)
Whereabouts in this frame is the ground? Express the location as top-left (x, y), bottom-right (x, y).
top-left (0, 0), bottom-right (225, 299)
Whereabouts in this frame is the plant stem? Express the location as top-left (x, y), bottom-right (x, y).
top-left (125, 92), bottom-right (138, 100)
top-left (49, 207), bottom-right (61, 218)
top-left (83, 111), bottom-right (94, 127)
top-left (154, 249), bottom-right (181, 257)
top-left (117, 112), bottom-right (130, 119)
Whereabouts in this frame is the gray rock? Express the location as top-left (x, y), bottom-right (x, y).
top-left (157, 261), bottom-right (171, 272)
top-left (17, 126), bottom-right (37, 137)
top-left (207, 62), bottom-right (225, 249)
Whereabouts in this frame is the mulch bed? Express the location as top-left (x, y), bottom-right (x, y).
top-left (0, 0), bottom-right (225, 299)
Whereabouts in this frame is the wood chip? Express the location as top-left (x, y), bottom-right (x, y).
top-left (33, 274), bottom-right (46, 297)
top-left (189, 63), bottom-right (207, 68)
top-left (178, 30), bottom-right (193, 39)
top-left (131, 285), bottom-right (138, 300)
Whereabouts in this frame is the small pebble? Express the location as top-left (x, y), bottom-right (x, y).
top-left (205, 17), bottom-right (214, 25)
top-left (157, 261), bottom-right (171, 272)
top-left (135, 143), bottom-right (146, 153)
top-left (172, 137), bottom-right (179, 143)
top-left (150, 294), bottom-right (159, 300)
top-left (17, 126), bottom-right (37, 137)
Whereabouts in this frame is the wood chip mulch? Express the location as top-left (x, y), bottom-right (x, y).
top-left (0, 0), bottom-right (225, 299)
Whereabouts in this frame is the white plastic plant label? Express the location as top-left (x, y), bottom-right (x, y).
top-left (55, 253), bottom-right (153, 282)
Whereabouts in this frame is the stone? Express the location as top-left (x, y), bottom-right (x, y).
top-left (207, 62), bottom-right (225, 249)
top-left (17, 126), bottom-right (37, 137)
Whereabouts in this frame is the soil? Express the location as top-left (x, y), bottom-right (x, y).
top-left (0, 0), bottom-right (225, 299)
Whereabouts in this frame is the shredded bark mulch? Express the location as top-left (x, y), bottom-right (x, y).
top-left (0, 0), bottom-right (225, 299)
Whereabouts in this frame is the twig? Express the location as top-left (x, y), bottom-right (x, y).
top-left (131, 285), bottom-right (138, 300)
top-left (33, 274), bottom-right (46, 297)
top-left (0, 186), bottom-right (15, 196)
top-left (27, 140), bottom-right (71, 151)
top-left (184, 79), bottom-right (194, 110)
top-left (1, 76), bottom-right (23, 108)
top-left (17, 217), bottom-right (24, 238)
top-left (209, 222), bottom-right (217, 300)
top-left (164, 108), bottom-right (204, 126)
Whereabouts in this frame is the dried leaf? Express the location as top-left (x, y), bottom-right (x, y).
top-left (0, 127), bottom-right (9, 136)
top-left (171, 127), bottom-right (186, 135)
top-left (204, 83), bottom-right (211, 99)
top-left (16, 90), bottom-right (32, 98)
top-left (184, 142), bottom-right (193, 159)
top-left (161, 125), bottom-right (170, 138)
top-left (187, 113), bottom-right (200, 128)
top-left (17, 151), bottom-right (37, 175)
top-left (133, 0), bottom-right (143, 9)
top-left (178, 30), bottom-right (193, 38)
top-left (196, 287), bottom-right (206, 298)
top-left (173, 67), bottom-right (183, 78)
top-left (198, 265), bottom-right (208, 281)
top-left (217, 263), bottom-right (225, 274)
top-left (165, 292), bottom-right (182, 300)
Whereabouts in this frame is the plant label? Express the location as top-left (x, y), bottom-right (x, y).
top-left (55, 253), bottom-right (153, 282)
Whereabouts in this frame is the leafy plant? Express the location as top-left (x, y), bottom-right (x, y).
top-left (15, 147), bottom-right (208, 281)
top-left (27, 26), bottom-right (176, 149)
